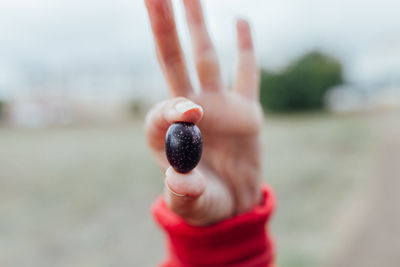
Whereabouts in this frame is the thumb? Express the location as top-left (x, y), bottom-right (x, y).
top-left (145, 97), bottom-right (203, 153)
top-left (164, 167), bottom-right (236, 226)
top-left (164, 167), bottom-right (207, 224)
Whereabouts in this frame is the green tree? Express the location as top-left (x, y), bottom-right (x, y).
top-left (260, 51), bottom-right (343, 112)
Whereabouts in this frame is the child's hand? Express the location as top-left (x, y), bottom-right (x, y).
top-left (145, 0), bottom-right (262, 226)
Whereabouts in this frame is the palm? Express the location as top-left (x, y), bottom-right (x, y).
top-left (197, 93), bottom-right (263, 214)
top-left (145, 0), bottom-right (262, 225)
top-left (149, 91), bottom-right (262, 222)
top-left (195, 92), bottom-right (261, 180)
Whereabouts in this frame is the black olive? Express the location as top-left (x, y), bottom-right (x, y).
top-left (165, 122), bottom-right (202, 173)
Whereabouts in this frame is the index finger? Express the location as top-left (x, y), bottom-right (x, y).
top-left (145, 0), bottom-right (193, 97)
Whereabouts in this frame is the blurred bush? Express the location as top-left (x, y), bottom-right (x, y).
top-left (260, 51), bottom-right (343, 112)
top-left (0, 100), bottom-right (4, 121)
top-left (128, 98), bottom-right (149, 118)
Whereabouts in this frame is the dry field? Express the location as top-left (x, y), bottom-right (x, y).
top-left (0, 112), bottom-right (381, 267)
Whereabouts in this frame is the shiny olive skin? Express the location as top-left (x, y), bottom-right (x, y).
top-left (165, 122), bottom-right (202, 173)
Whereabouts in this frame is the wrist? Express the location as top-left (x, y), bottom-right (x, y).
top-left (152, 184), bottom-right (276, 266)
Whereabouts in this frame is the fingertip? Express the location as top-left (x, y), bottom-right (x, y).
top-left (145, 0), bottom-right (165, 8)
top-left (236, 18), bottom-right (253, 50)
top-left (145, 0), bottom-right (175, 34)
top-left (165, 167), bottom-right (206, 198)
top-left (237, 18), bottom-right (249, 32)
top-left (175, 101), bottom-right (203, 119)
top-left (166, 99), bottom-right (204, 124)
top-left (144, 0), bottom-right (159, 11)
top-left (183, 0), bottom-right (203, 24)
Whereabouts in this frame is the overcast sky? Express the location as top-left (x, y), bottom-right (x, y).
top-left (1, 0), bottom-right (400, 97)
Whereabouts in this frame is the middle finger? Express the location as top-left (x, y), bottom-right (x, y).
top-left (183, 0), bottom-right (223, 92)
top-left (145, 0), bottom-right (193, 97)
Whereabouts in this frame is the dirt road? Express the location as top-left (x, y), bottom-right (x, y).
top-left (327, 110), bottom-right (400, 267)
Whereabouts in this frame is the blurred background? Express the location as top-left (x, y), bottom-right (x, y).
top-left (0, 0), bottom-right (399, 266)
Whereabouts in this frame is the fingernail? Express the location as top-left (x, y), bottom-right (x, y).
top-left (165, 166), bottom-right (174, 177)
top-left (165, 167), bottom-right (186, 197)
top-left (175, 101), bottom-right (202, 114)
top-left (165, 179), bottom-right (185, 197)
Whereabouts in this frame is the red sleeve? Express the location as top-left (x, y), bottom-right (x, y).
top-left (151, 184), bottom-right (276, 267)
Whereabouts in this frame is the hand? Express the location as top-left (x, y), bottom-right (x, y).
top-left (144, 0), bottom-right (263, 226)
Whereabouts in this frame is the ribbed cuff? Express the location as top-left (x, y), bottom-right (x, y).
top-left (152, 184), bottom-right (276, 267)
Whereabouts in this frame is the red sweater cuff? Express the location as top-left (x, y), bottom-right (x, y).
top-left (152, 184), bottom-right (276, 267)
